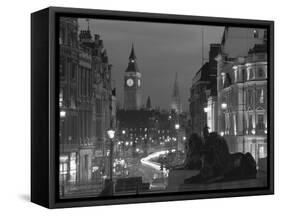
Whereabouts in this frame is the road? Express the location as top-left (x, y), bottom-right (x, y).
top-left (138, 150), bottom-right (170, 183)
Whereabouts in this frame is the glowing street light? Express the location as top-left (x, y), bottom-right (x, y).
top-left (204, 107), bottom-right (209, 113)
top-left (107, 129), bottom-right (115, 183)
top-left (107, 129), bottom-right (115, 139)
top-left (60, 110), bottom-right (66, 118)
top-left (122, 130), bottom-right (126, 135)
top-left (174, 123), bottom-right (180, 163)
top-left (221, 103), bottom-right (227, 110)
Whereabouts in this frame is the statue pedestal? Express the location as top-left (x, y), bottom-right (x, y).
top-left (167, 169), bottom-right (199, 192)
top-left (167, 169), bottom-right (267, 192)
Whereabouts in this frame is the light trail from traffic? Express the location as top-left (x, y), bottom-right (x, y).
top-left (140, 149), bottom-right (176, 174)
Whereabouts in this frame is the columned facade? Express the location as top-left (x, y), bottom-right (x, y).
top-left (217, 44), bottom-right (267, 162)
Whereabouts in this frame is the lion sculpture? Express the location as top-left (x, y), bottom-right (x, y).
top-left (183, 132), bottom-right (257, 184)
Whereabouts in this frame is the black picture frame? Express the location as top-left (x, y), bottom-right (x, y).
top-left (31, 6), bottom-right (274, 208)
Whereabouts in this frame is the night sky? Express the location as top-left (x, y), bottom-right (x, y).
top-left (78, 18), bottom-right (224, 111)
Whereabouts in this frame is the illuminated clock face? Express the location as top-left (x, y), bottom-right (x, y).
top-left (126, 78), bottom-right (134, 87)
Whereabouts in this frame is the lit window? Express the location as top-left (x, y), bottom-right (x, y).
top-left (59, 88), bottom-right (64, 107)
top-left (258, 89), bottom-right (264, 104)
top-left (247, 68), bottom-right (254, 80)
top-left (253, 29), bottom-right (259, 38)
top-left (259, 146), bottom-right (265, 158)
top-left (221, 73), bottom-right (226, 86)
top-left (234, 69), bottom-right (237, 82)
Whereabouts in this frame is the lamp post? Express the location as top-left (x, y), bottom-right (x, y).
top-left (221, 103), bottom-right (227, 136)
top-left (107, 129), bottom-right (115, 181)
top-left (122, 130), bottom-right (126, 158)
top-left (175, 123), bottom-right (180, 163)
top-left (60, 110), bottom-right (66, 197)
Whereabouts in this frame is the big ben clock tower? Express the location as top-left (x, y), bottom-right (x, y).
top-left (124, 44), bottom-right (142, 110)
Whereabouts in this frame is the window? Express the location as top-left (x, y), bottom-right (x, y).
top-left (257, 68), bottom-right (264, 78)
top-left (248, 89), bottom-right (254, 105)
top-left (96, 119), bottom-right (102, 139)
top-left (259, 145), bottom-right (267, 158)
top-left (70, 63), bottom-right (76, 81)
top-left (84, 155), bottom-right (88, 172)
top-left (60, 29), bottom-right (65, 45)
top-left (59, 88), bottom-right (64, 107)
top-left (257, 89), bottom-right (264, 104)
top-left (95, 99), bottom-right (102, 114)
top-left (82, 69), bottom-right (86, 96)
top-left (247, 68), bottom-right (254, 80)
top-left (248, 115), bottom-right (253, 130)
top-left (264, 30), bottom-right (267, 41)
top-left (70, 87), bottom-right (76, 107)
top-left (222, 73), bottom-right (226, 86)
top-left (257, 114), bottom-right (265, 130)
top-left (234, 69), bottom-right (237, 83)
top-left (60, 59), bottom-right (65, 79)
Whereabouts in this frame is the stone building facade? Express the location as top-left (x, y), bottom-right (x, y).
top-left (59, 17), bottom-right (115, 192)
top-left (189, 44), bottom-right (220, 135)
top-left (215, 27), bottom-right (267, 163)
top-left (216, 44), bottom-right (267, 161)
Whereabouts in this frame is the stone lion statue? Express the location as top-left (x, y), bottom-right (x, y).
top-left (184, 132), bottom-right (257, 184)
top-left (172, 133), bottom-right (203, 170)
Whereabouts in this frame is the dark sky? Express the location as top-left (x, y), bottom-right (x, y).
top-left (78, 18), bottom-right (224, 111)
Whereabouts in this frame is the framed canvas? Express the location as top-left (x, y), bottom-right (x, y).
top-left (31, 7), bottom-right (274, 208)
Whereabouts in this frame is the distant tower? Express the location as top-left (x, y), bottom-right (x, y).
top-left (124, 44), bottom-right (142, 110)
top-left (146, 96), bottom-right (152, 110)
top-left (79, 19), bottom-right (93, 43)
top-left (170, 72), bottom-right (182, 113)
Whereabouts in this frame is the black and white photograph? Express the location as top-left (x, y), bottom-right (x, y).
top-left (58, 17), bottom-right (268, 199)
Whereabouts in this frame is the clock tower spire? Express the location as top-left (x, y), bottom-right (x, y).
top-left (170, 72), bottom-right (182, 113)
top-left (124, 44), bottom-right (142, 110)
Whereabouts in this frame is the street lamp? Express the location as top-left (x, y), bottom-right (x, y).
top-left (174, 124), bottom-right (180, 163)
top-left (221, 103), bottom-right (227, 135)
top-left (107, 129), bottom-right (115, 182)
top-left (60, 110), bottom-right (66, 118)
top-left (204, 107), bottom-right (208, 113)
top-left (221, 103), bottom-right (227, 110)
top-left (107, 129), bottom-right (115, 139)
top-left (59, 110), bottom-right (66, 197)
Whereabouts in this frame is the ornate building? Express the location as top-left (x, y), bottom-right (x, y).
top-left (124, 45), bottom-right (142, 110)
top-left (59, 18), bottom-right (115, 194)
top-left (170, 73), bottom-right (182, 114)
top-left (59, 17), bottom-right (80, 186)
top-left (216, 27), bottom-right (267, 164)
top-left (216, 44), bottom-right (267, 162)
